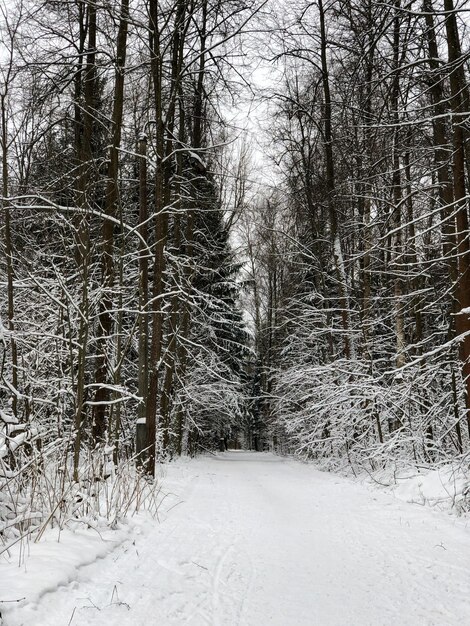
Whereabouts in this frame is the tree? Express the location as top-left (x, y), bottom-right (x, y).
top-left (236, 0), bottom-right (470, 466)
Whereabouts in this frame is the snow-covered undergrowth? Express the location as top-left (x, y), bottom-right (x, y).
top-left (269, 354), bottom-right (470, 517)
top-left (308, 452), bottom-right (470, 516)
top-left (270, 354), bottom-right (469, 466)
top-left (0, 454), bottom-right (183, 624)
top-left (361, 461), bottom-right (470, 516)
top-left (0, 440), bottom-right (163, 568)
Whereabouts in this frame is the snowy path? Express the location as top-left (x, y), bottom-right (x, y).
top-left (6, 451), bottom-right (470, 626)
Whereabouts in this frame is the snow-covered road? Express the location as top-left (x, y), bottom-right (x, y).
top-left (6, 451), bottom-right (470, 625)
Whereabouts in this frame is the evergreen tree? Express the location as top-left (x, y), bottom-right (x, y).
top-left (172, 167), bottom-right (251, 453)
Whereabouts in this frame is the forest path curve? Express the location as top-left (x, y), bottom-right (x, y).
top-left (6, 451), bottom-right (470, 626)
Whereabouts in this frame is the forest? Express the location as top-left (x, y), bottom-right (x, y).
top-left (1, 0), bottom-right (470, 537)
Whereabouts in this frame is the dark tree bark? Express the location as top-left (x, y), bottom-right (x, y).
top-left (318, 0), bottom-right (355, 360)
top-left (93, 0), bottom-right (130, 444)
top-left (443, 0), bottom-right (470, 435)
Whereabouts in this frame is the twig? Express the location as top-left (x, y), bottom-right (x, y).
top-left (67, 607), bottom-right (77, 626)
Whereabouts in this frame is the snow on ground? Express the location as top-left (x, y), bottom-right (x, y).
top-left (389, 464), bottom-right (470, 513)
top-left (2, 451), bottom-right (470, 626)
top-left (1, 524), bottom-right (130, 610)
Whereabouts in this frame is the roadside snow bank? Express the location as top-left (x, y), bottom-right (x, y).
top-left (0, 458), bottom-right (189, 624)
top-left (364, 463), bottom-right (470, 515)
top-left (0, 520), bottom-right (132, 615)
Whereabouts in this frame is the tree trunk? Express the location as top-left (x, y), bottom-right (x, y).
top-left (93, 0), bottom-right (130, 443)
top-left (443, 0), bottom-right (470, 435)
top-left (318, 0), bottom-right (355, 360)
top-left (138, 134), bottom-right (149, 426)
top-left (73, 0), bottom-right (96, 479)
top-left (1, 92), bottom-right (18, 418)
